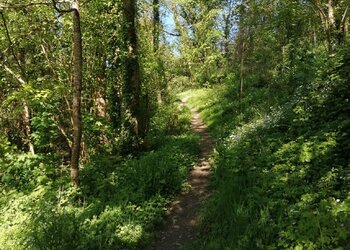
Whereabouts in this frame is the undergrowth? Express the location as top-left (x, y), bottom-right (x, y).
top-left (0, 100), bottom-right (200, 249)
top-left (183, 52), bottom-right (350, 249)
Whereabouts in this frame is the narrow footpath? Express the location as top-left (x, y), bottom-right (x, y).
top-left (152, 98), bottom-right (215, 250)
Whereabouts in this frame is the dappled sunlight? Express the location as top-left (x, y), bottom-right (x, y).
top-left (185, 71), bottom-right (350, 249)
top-left (0, 98), bottom-right (200, 249)
top-left (153, 98), bottom-right (214, 250)
top-left (1, 0), bottom-right (350, 248)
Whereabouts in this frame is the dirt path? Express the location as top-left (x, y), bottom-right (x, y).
top-left (152, 98), bottom-right (215, 250)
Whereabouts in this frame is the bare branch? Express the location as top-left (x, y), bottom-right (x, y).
top-left (51, 0), bottom-right (75, 14)
top-left (341, 6), bottom-right (348, 25)
top-left (0, 12), bottom-right (27, 81)
top-left (0, 62), bottom-right (26, 84)
top-left (0, 2), bottom-right (51, 9)
top-left (164, 29), bottom-right (180, 37)
top-left (52, 114), bottom-right (73, 149)
top-left (0, 0), bottom-right (91, 11)
top-left (309, 0), bottom-right (327, 21)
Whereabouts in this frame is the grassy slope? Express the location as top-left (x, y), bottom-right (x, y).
top-left (0, 100), bottom-right (200, 249)
top-left (182, 78), bottom-right (350, 249)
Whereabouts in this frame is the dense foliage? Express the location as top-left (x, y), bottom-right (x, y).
top-left (0, 0), bottom-right (199, 248)
top-left (0, 100), bottom-right (199, 249)
top-left (1, 0), bottom-right (350, 248)
top-left (181, 1), bottom-right (350, 247)
top-left (185, 65), bottom-right (350, 248)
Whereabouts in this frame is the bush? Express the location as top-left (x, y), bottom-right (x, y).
top-left (0, 97), bottom-right (200, 249)
top-left (184, 56), bottom-right (350, 249)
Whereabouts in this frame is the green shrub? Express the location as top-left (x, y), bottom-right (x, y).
top-left (184, 57), bottom-right (350, 249)
top-left (0, 97), bottom-right (200, 249)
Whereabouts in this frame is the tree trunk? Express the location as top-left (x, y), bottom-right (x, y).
top-left (239, 46), bottom-right (244, 99)
top-left (328, 0), bottom-right (336, 28)
top-left (23, 103), bottom-right (35, 154)
top-left (339, 7), bottom-right (349, 44)
top-left (223, 0), bottom-right (234, 63)
top-left (153, 0), bottom-right (160, 53)
top-left (153, 0), bottom-right (163, 104)
top-left (328, 0), bottom-right (336, 51)
top-left (224, 15), bottom-right (230, 61)
top-left (238, 0), bottom-right (246, 99)
top-left (70, 0), bottom-right (83, 186)
top-left (123, 0), bottom-right (145, 140)
top-left (19, 49), bottom-right (35, 155)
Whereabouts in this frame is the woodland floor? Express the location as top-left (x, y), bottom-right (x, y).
top-left (152, 98), bottom-right (215, 250)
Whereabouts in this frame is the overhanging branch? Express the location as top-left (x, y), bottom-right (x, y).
top-left (164, 29), bottom-right (180, 37)
top-left (0, 12), bottom-right (26, 81)
top-left (0, 62), bottom-right (26, 84)
top-left (0, 2), bottom-right (54, 9)
top-left (51, 0), bottom-right (75, 14)
top-left (0, 0), bottom-right (77, 13)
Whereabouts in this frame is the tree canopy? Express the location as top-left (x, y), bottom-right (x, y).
top-left (0, 0), bottom-right (349, 249)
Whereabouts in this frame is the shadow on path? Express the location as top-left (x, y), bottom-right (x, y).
top-left (152, 97), bottom-right (215, 250)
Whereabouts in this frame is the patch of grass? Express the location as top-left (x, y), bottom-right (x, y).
top-left (0, 101), bottom-right (200, 250)
top-left (183, 73), bottom-right (350, 249)
top-left (180, 85), bottom-right (276, 139)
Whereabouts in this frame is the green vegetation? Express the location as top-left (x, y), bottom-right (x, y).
top-left (1, 0), bottom-right (350, 249)
top-left (0, 101), bottom-right (199, 249)
top-left (183, 48), bottom-right (350, 250)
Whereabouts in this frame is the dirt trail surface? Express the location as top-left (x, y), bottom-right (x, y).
top-left (152, 98), bottom-right (215, 250)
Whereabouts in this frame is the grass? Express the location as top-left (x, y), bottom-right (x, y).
top-left (181, 79), bottom-right (350, 249)
top-left (0, 100), bottom-right (200, 250)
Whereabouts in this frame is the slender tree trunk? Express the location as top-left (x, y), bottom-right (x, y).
top-left (23, 103), bottom-right (35, 154)
top-left (339, 7), bottom-right (348, 44)
top-left (239, 45), bottom-right (244, 99)
top-left (223, 10), bottom-right (232, 63)
top-left (70, 0), bottom-right (83, 186)
top-left (224, 24), bottom-right (230, 60)
top-left (238, 0), bottom-right (246, 99)
top-left (153, 0), bottom-right (160, 53)
top-left (328, 0), bottom-right (336, 51)
top-left (19, 49), bottom-right (35, 154)
top-left (328, 0), bottom-right (336, 29)
top-left (238, 30), bottom-right (245, 99)
top-left (123, 0), bottom-right (145, 139)
top-left (153, 0), bottom-right (163, 104)
top-left (344, 15), bottom-right (349, 40)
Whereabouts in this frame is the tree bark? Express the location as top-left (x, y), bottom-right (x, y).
top-left (153, 0), bottom-right (163, 104)
top-left (19, 49), bottom-right (35, 155)
top-left (328, 0), bottom-right (336, 50)
top-left (339, 7), bottom-right (348, 44)
top-left (123, 0), bottom-right (145, 140)
top-left (70, 0), bottom-right (82, 186)
top-left (239, 43), bottom-right (244, 99)
top-left (223, 0), bottom-right (234, 63)
top-left (238, 1), bottom-right (246, 99)
top-left (224, 13), bottom-right (230, 61)
top-left (153, 0), bottom-right (160, 53)
top-left (23, 103), bottom-right (35, 154)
